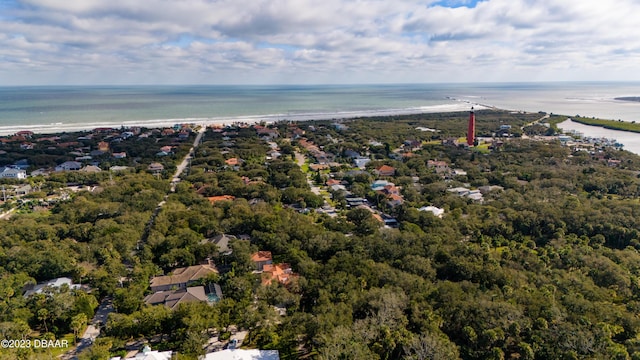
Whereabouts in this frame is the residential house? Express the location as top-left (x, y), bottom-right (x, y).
top-left (55, 161), bottom-right (82, 172)
top-left (0, 167), bottom-right (27, 179)
top-left (23, 277), bottom-right (82, 297)
top-left (203, 234), bottom-right (236, 255)
top-left (110, 166), bottom-right (131, 172)
top-left (418, 206), bottom-right (445, 218)
top-left (207, 195), bottom-right (235, 204)
top-left (97, 141), bottom-right (110, 152)
top-left (371, 180), bottom-right (391, 191)
top-left (251, 251), bottom-right (273, 272)
top-left (144, 286), bottom-right (217, 310)
top-left (15, 184), bottom-right (32, 196)
top-left (427, 160), bottom-right (449, 174)
top-left (225, 157), bottom-right (242, 167)
top-left (148, 162), bottom-right (165, 173)
top-left (15, 130), bottom-right (34, 138)
top-left (112, 152), bottom-right (127, 159)
top-left (149, 264), bottom-right (219, 292)
top-left (201, 350), bottom-right (280, 360)
top-left (261, 263), bottom-right (297, 286)
top-left (20, 143), bottom-right (34, 150)
top-left (160, 145), bottom-right (173, 153)
top-left (110, 345), bottom-right (172, 360)
top-left (353, 157), bottom-right (371, 169)
top-left (375, 165), bottom-right (395, 177)
top-left (386, 194), bottom-right (404, 207)
top-left (80, 165), bottom-right (102, 173)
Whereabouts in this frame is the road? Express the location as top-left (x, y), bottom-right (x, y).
top-left (0, 208), bottom-right (15, 220)
top-left (171, 125), bottom-right (207, 192)
top-left (520, 114), bottom-right (551, 139)
top-left (61, 297), bottom-right (114, 359)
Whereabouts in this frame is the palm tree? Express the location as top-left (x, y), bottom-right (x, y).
top-left (70, 313), bottom-right (88, 344)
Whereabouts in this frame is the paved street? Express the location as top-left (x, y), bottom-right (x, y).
top-left (61, 297), bottom-right (114, 359)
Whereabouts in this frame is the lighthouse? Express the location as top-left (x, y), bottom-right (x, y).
top-left (467, 107), bottom-right (476, 146)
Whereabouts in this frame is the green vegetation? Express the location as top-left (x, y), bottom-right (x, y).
top-left (571, 116), bottom-right (640, 133)
top-left (4, 111), bottom-right (640, 359)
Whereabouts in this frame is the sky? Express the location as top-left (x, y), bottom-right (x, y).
top-left (1, 0), bottom-right (639, 85)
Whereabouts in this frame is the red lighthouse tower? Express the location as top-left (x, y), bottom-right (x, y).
top-left (467, 107), bottom-right (476, 146)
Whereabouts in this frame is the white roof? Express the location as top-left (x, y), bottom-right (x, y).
top-left (201, 349), bottom-right (280, 360)
top-left (418, 206), bottom-right (445, 217)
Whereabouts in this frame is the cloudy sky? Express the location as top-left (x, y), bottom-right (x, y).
top-left (1, 0), bottom-right (639, 85)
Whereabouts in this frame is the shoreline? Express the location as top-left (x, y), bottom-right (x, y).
top-left (0, 103), bottom-right (488, 136)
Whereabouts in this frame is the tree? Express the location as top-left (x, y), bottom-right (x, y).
top-left (70, 313), bottom-right (87, 344)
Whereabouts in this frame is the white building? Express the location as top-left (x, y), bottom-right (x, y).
top-left (201, 350), bottom-right (280, 360)
top-left (0, 167), bottom-right (27, 179)
top-left (418, 206), bottom-right (445, 218)
top-left (23, 277), bottom-right (81, 297)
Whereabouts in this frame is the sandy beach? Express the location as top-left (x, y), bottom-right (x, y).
top-left (0, 102), bottom-right (486, 136)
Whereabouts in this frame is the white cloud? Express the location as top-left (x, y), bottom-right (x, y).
top-left (1, 0), bottom-right (640, 84)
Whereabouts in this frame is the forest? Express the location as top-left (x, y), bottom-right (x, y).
top-left (2, 110), bottom-right (640, 359)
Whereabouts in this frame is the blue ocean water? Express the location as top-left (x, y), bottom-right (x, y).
top-left (1, 83), bottom-right (640, 136)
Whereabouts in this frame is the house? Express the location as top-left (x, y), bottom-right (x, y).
top-left (371, 180), bottom-right (391, 191)
top-left (251, 251), bottom-right (273, 272)
top-left (427, 160), bottom-right (449, 174)
top-left (207, 195), bottom-right (235, 204)
top-left (608, 159), bottom-right (622, 167)
top-left (160, 145), bottom-right (173, 153)
top-left (0, 167), bottom-right (27, 179)
top-left (203, 234), bottom-right (236, 255)
top-left (15, 184), bottom-right (32, 196)
top-left (143, 286), bottom-right (219, 310)
top-left (55, 161), bottom-right (82, 172)
top-left (309, 164), bottom-right (330, 171)
top-left (451, 169), bottom-right (467, 177)
top-left (267, 150), bottom-right (282, 159)
top-left (261, 263), bottom-right (297, 286)
top-left (110, 345), bottom-right (172, 360)
top-left (386, 194), bottom-right (404, 207)
top-left (97, 141), bottom-right (110, 152)
top-left (375, 165), bottom-right (395, 177)
top-left (80, 165), bottom-right (102, 173)
top-left (149, 264), bottom-right (219, 292)
top-left (16, 130), bottom-right (34, 138)
top-left (201, 350), bottom-right (280, 360)
top-left (23, 277), bottom-right (82, 297)
top-left (345, 197), bottom-right (368, 207)
top-left (418, 206), bottom-right (445, 218)
top-left (344, 149), bottom-right (360, 159)
top-left (225, 157), bottom-right (242, 166)
top-left (20, 143), bottom-right (34, 150)
top-left (112, 152), bottom-right (127, 159)
top-left (353, 157), bottom-right (371, 169)
top-left (110, 166), bottom-right (131, 172)
top-left (148, 162), bottom-right (165, 172)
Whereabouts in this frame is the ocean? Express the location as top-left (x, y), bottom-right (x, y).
top-left (1, 82), bottom-right (640, 148)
